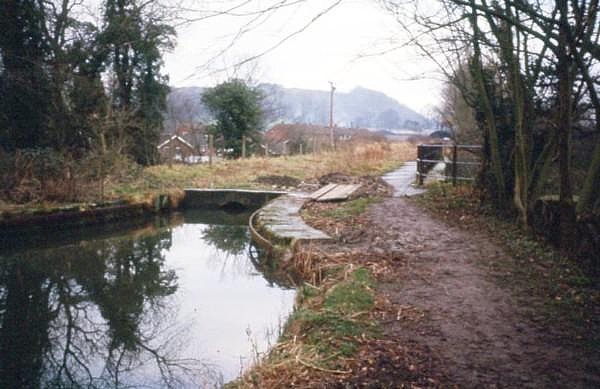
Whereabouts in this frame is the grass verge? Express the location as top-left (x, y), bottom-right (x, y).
top-left (320, 198), bottom-right (378, 220)
top-left (226, 263), bottom-right (379, 388)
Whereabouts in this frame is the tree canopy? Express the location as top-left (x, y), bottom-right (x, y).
top-left (382, 0), bottom-right (600, 252)
top-left (0, 0), bottom-right (174, 165)
top-left (202, 79), bottom-right (264, 158)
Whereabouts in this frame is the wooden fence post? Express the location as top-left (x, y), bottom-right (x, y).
top-left (209, 134), bottom-right (214, 166)
top-left (452, 143), bottom-right (458, 186)
top-left (242, 135), bottom-right (246, 158)
top-left (417, 145), bottom-right (424, 185)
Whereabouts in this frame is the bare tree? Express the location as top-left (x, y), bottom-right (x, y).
top-left (380, 0), bottom-right (600, 248)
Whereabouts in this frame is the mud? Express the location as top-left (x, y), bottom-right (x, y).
top-left (369, 198), bottom-right (599, 388)
top-left (305, 197), bottom-right (599, 388)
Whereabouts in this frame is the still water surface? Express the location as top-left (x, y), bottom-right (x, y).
top-left (0, 210), bottom-right (295, 388)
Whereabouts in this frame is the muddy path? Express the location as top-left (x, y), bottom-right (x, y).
top-left (304, 193), bottom-right (599, 388)
top-left (363, 197), bottom-right (599, 388)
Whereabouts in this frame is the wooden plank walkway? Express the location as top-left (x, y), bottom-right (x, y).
top-left (309, 183), bottom-right (337, 200)
top-left (316, 184), bottom-right (361, 201)
top-left (310, 184), bottom-right (361, 202)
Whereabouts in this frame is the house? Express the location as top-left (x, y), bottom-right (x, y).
top-left (174, 123), bottom-right (210, 152)
top-left (157, 135), bottom-right (200, 163)
top-left (158, 123), bottom-right (211, 164)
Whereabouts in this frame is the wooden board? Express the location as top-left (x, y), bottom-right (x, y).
top-left (316, 184), bottom-right (361, 202)
top-left (309, 183), bottom-right (338, 200)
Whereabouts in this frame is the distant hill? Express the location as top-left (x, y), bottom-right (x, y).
top-left (164, 84), bottom-right (429, 133)
top-left (164, 86), bottom-right (208, 133)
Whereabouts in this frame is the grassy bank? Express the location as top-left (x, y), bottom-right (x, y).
top-left (227, 256), bottom-right (381, 388)
top-left (229, 190), bottom-right (391, 387)
top-left (1, 141), bottom-right (414, 214)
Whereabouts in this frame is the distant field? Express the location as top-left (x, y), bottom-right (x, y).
top-left (111, 141), bottom-right (416, 198)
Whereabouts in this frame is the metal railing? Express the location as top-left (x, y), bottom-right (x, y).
top-left (416, 143), bottom-right (483, 186)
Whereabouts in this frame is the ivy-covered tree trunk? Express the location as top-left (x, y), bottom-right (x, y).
top-left (0, 0), bottom-right (52, 150)
top-left (556, 0), bottom-right (576, 251)
top-left (100, 0), bottom-right (174, 165)
top-left (469, 2), bottom-right (507, 209)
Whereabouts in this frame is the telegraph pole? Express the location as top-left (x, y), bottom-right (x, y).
top-left (329, 81), bottom-right (336, 149)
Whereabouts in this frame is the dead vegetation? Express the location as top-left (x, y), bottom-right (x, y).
top-left (0, 148), bottom-right (140, 207)
top-left (255, 175), bottom-right (301, 189)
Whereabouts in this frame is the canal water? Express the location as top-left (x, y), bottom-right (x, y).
top-left (0, 210), bottom-right (296, 388)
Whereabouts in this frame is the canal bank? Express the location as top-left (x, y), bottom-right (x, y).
top-left (0, 188), bottom-right (283, 233)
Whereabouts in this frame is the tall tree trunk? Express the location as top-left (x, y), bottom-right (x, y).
top-left (557, 0), bottom-right (576, 252)
top-left (469, 1), bottom-right (507, 207)
top-left (573, 26), bottom-right (600, 216)
top-left (499, 9), bottom-right (529, 226)
top-left (578, 139), bottom-right (600, 215)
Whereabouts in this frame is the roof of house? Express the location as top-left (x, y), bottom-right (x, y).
top-left (264, 123), bottom-right (378, 143)
top-left (157, 135), bottom-right (195, 150)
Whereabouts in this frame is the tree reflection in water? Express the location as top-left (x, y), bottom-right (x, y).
top-left (0, 224), bottom-right (222, 388)
top-left (201, 225), bottom-right (249, 257)
top-left (199, 221), bottom-right (300, 289)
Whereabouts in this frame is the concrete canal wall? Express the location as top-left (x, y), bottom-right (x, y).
top-left (2, 189), bottom-right (332, 259)
top-left (183, 189), bottom-right (287, 210)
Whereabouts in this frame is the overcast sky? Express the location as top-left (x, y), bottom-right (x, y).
top-left (163, 0), bottom-right (442, 114)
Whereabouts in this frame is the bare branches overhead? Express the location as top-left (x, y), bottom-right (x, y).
top-left (177, 0), bottom-right (345, 80)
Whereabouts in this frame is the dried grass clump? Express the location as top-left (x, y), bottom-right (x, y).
top-left (167, 188), bottom-right (186, 208)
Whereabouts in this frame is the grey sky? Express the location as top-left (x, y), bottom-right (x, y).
top-left (163, 0), bottom-right (441, 114)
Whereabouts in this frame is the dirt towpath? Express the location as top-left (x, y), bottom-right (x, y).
top-left (361, 197), bottom-right (598, 388)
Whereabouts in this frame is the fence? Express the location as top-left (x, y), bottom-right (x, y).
top-left (416, 143), bottom-right (482, 186)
